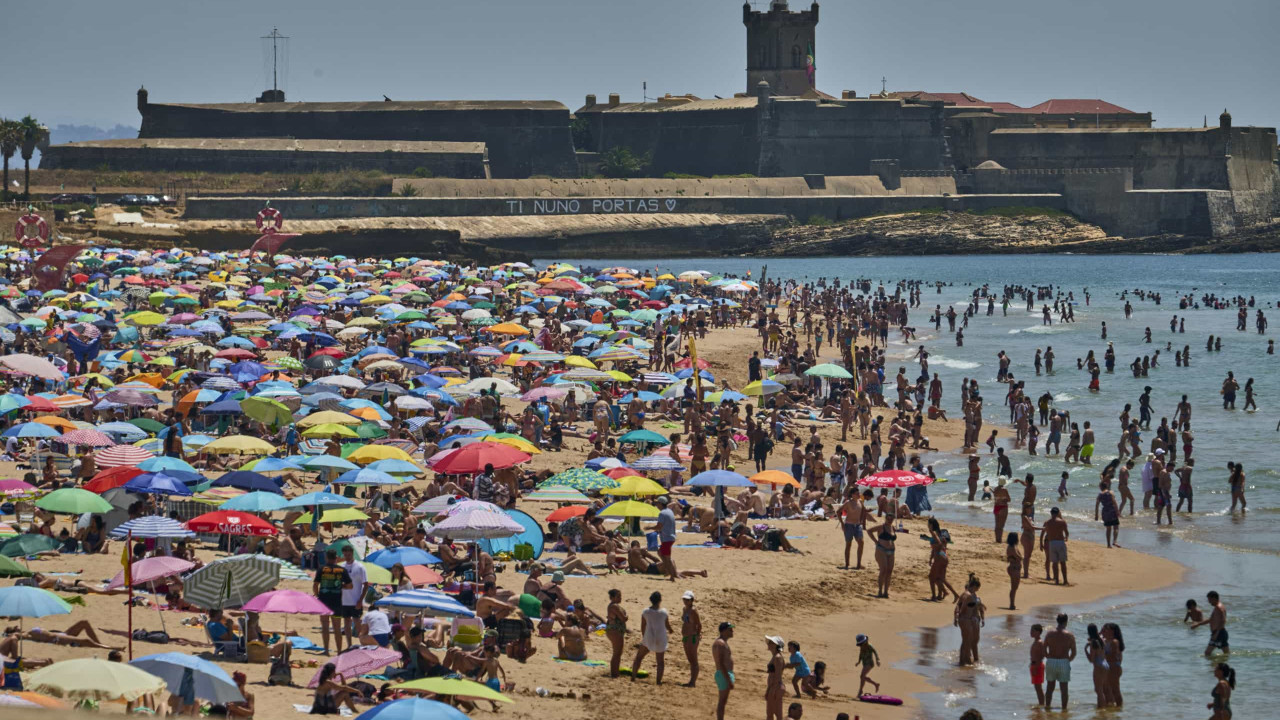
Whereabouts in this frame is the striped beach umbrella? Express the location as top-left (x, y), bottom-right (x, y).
top-left (95, 444), bottom-right (156, 468)
top-left (109, 516), bottom-right (196, 540)
top-left (373, 589), bottom-right (474, 618)
top-left (524, 484), bottom-right (591, 503)
top-left (182, 554), bottom-right (285, 610)
top-left (58, 429), bottom-right (117, 447)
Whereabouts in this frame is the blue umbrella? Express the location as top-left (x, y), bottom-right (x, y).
top-left (211, 471), bottom-right (285, 494)
top-left (365, 459), bottom-right (424, 476)
top-left (333, 468), bottom-right (401, 486)
top-left (688, 470), bottom-right (754, 488)
top-left (285, 491), bottom-right (355, 508)
top-left (246, 457), bottom-right (303, 473)
top-left (124, 472), bottom-right (194, 496)
top-left (131, 653), bottom-right (244, 704)
top-left (355, 698), bottom-right (470, 720)
top-left (219, 491), bottom-right (291, 513)
top-left (300, 456), bottom-right (359, 472)
top-left (200, 398), bottom-right (243, 415)
top-left (137, 456), bottom-right (199, 473)
top-left (0, 586), bottom-right (73, 618)
top-left (365, 546), bottom-right (441, 568)
top-left (2, 422), bottom-right (60, 438)
top-left (620, 391), bottom-right (663, 403)
top-left (373, 588), bottom-right (472, 617)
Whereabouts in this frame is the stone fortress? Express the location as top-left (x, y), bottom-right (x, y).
top-left (41, 1), bottom-right (1278, 244)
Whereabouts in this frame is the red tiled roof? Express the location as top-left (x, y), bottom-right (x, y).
top-left (888, 91), bottom-right (991, 106)
top-left (1019, 99), bottom-right (1138, 115)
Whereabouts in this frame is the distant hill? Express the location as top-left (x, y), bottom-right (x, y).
top-left (33, 124), bottom-right (137, 164)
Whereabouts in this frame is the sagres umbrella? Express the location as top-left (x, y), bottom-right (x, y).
top-left (34, 488), bottom-right (112, 514)
top-left (26, 657), bottom-right (166, 701)
top-left (183, 554), bottom-right (285, 609)
top-left (130, 653), bottom-right (243, 705)
top-left (396, 677), bottom-right (512, 704)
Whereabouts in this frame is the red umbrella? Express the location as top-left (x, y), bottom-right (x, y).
top-left (546, 505), bottom-right (588, 523)
top-left (21, 396), bottom-right (59, 413)
top-left (71, 273), bottom-right (89, 284)
top-left (214, 348), bottom-right (257, 360)
top-left (186, 510), bottom-right (278, 536)
top-left (402, 565), bottom-right (444, 586)
top-left (84, 466), bottom-right (145, 493)
top-left (430, 441), bottom-right (531, 475)
top-left (856, 469), bottom-right (934, 488)
top-left (603, 467), bottom-right (643, 480)
top-left (674, 357), bottom-right (711, 370)
top-left (95, 444), bottom-right (155, 468)
top-left (309, 347), bottom-right (345, 359)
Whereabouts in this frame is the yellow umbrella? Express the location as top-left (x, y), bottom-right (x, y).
top-left (360, 561), bottom-right (392, 584)
top-left (302, 423), bottom-right (359, 439)
top-left (25, 658), bottom-right (166, 701)
top-left (563, 356), bottom-right (597, 369)
top-left (598, 500), bottom-right (660, 518)
top-left (296, 410), bottom-right (362, 428)
top-left (125, 311), bottom-right (166, 326)
top-left (202, 435), bottom-right (276, 455)
top-left (602, 475), bottom-right (668, 497)
top-left (296, 507), bottom-right (370, 524)
top-left (396, 677), bottom-right (512, 704)
top-left (347, 445), bottom-right (414, 465)
top-left (361, 295), bottom-right (393, 306)
top-left (606, 370), bottom-right (632, 382)
top-left (485, 435), bottom-right (541, 454)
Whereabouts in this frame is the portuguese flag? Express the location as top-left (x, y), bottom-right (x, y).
top-left (806, 42), bottom-right (816, 85)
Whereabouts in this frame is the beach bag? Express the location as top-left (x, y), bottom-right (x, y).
top-left (646, 532), bottom-right (659, 551)
top-left (512, 543), bottom-right (534, 561)
top-left (268, 647), bottom-right (293, 686)
top-left (132, 629), bottom-right (170, 644)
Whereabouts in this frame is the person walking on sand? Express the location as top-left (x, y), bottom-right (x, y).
top-left (855, 634), bottom-right (881, 697)
top-left (632, 591), bottom-right (672, 684)
top-left (1192, 590), bottom-right (1230, 657)
top-left (679, 590), bottom-right (701, 687)
top-left (1043, 613), bottom-right (1077, 711)
top-left (1040, 507), bottom-right (1070, 585)
top-left (765, 636), bottom-right (787, 720)
top-left (712, 622), bottom-right (735, 720)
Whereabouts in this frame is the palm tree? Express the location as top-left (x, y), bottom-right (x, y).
top-left (18, 116), bottom-right (48, 199)
top-left (0, 118), bottom-right (20, 201)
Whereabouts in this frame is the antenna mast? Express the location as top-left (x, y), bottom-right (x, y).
top-left (262, 27), bottom-right (289, 93)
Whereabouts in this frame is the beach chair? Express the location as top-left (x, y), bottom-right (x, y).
top-left (450, 617), bottom-right (484, 650)
top-left (206, 622), bottom-right (244, 660)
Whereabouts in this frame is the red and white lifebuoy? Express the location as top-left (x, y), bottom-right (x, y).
top-left (14, 212), bottom-right (49, 248)
top-left (255, 206), bottom-right (284, 234)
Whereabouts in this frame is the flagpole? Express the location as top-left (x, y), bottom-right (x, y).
top-left (125, 530), bottom-right (134, 660)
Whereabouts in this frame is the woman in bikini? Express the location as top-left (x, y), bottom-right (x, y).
top-left (1103, 622), bottom-right (1125, 708)
top-left (873, 516), bottom-right (897, 599)
top-left (926, 517), bottom-right (957, 602)
top-left (1019, 503), bottom-right (1040, 579)
top-left (953, 574), bottom-right (986, 667)
top-left (1006, 532), bottom-right (1022, 610)
top-left (680, 591), bottom-right (702, 687)
top-left (605, 588), bottom-right (628, 678)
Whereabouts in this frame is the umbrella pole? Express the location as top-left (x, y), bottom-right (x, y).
top-left (150, 580), bottom-right (167, 634)
top-left (126, 530), bottom-right (134, 660)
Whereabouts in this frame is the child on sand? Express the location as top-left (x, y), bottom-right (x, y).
top-left (481, 646), bottom-right (510, 711)
top-left (786, 641), bottom-right (811, 697)
top-left (856, 634), bottom-right (881, 697)
top-left (802, 661), bottom-right (829, 697)
top-left (1030, 623), bottom-right (1046, 706)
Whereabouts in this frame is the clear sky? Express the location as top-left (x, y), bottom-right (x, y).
top-left (4, 0), bottom-right (1276, 131)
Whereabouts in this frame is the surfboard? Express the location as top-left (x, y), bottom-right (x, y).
top-left (859, 694), bottom-right (904, 705)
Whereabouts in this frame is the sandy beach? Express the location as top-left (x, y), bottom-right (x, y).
top-left (4, 322), bottom-right (1183, 720)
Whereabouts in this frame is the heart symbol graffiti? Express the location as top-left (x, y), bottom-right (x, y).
top-left (665, 199), bottom-right (677, 211)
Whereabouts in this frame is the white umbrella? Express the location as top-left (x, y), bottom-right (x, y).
top-left (428, 509), bottom-right (524, 540)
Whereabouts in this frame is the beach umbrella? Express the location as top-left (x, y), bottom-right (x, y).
top-left (347, 444), bottom-right (415, 465)
top-left (211, 471), bottom-right (284, 494)
top-left (617, 429), bottom-right (669, 446)
top-left (2, 422), bottom-right (59, 439)
top-left (34, 487), bottom-right (112, 514)
top-left (123, 472), bottom-right (194, 497)
top-left (539, 467), bottom-right (618, 492)
top-left (601, 475), bottom-right (668, 497)
top-left (302, 423), bottom-right (358, 439)
top-left (333, 467), bottom-right (400, 486)
top-left (242, 588), bottom-right (332, 615)
top-left (429, 509), bottom-right (524, 540)
top-left (742, 379), bottom-right (785, 396)
top-left (545, 505), bottom-right (588, 523)
top-left (106, 556), bottom-right (195, 589)
top-left (285, 490), bottom-right (356, 508)
top-left (202, 435), bottom-right (276, 455)
top-left (354, 697), bottom-right (470, 720)
top-left (524, 485), bottom-right (591, 503)
top-left (109, 515), bottom-right (196, 539)
top-left (857, 469), bottom-right (934, 488)
top-left (599, 500), bottom-right (661, 518)
top-left (83, 466), bottom-right (145, 493)
top-left (297, 410), bottom-right (361, 427)
top-left (295, 507), bottom-right (369, 524)
top-left (25, 658), bottom-right (166, 701)
top-left (395, 677), bottom-right (511, 704)
top-left (365, 546), bottom-right (441, 568)
top-left (365, 458), bottom-right (424, 476)
top-left (130, 653), bottom-right (243, 704)
top-left (0, 586), bottom-right (72, 618)
top-left (186, 510), bottom-right (278, 536)
top-left (0, 691), bottom-right (66, 709)
top-left (804, 363), bottom-right (853, 379)
top-left (0, 554), bottom-right (33, 577)
top-left (0, 534), bottom-right (60, 558)
top-left (240, 396), bottom-right (295, 427)
top-left (0, 354), bottom-right (64, 381)
top-left (750, 470), bottom-right (803, 488)
top-left (57, 428), bottom-right (116, 447)
top-left (219, 491), bottom-right (290, 512)
top-left (688, 469), bottom-right (754, 488)
top-left (373, 589), bottom-right (475, 618)
top-left (95, 444), bottom-right (155, 468)
top-left (136, 456), bottom-right (199, 473)
top-left (183, 554), bottom-right (287, 609)
top-left (630, 454), bottom-right (686, 472)
top-left (306, 646), bottom-right (402, 687)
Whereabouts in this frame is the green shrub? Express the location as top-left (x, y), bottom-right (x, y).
top-left (599, 147), bottom-right (650, 178)
top-left (411, 166), bottom-right (434, 179)
top-left (396, 184), bottom-right (421, 197)
top-left (805, 214), bottom-right (834, 226)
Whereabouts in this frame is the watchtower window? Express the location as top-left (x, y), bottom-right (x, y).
top-left (760, 45), bottom-right (771, 67)
top-left (791, 45), bottom-right (803, 68)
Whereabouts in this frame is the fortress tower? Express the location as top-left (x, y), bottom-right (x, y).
top-left (743, 1), bottom-right (818, 96)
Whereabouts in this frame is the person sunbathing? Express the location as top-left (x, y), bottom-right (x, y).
top-left (17, 620), bottom-right (121, 650)
top-left (557, 549), bottom-right (600, 576)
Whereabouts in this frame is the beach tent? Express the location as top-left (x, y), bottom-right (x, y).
top-left (475, 509), bottom-right (544, 560)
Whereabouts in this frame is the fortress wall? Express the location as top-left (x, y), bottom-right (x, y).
top-left (1225, 128), bottom-right (1278, 224)
top-left (759, 99), bottom-right (946, 177)
top-left (39, 143), bottom-right (488, 177)
top-left (589, 107), bottom-right (759, 177)
top-left (139, 104), bottom-right (574, 178)
top-left (389, 175), bottom-right (957, 198)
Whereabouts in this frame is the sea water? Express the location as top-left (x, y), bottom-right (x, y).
top-left (540, 254), bottom-right (1280, 719)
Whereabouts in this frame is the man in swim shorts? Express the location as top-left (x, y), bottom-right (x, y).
top-left (712, 622), bottom-right (735, 720)
top-left (1040, 507), bottom-right (1070, 585)
top-left (1042, 613), bottom-right (1076, 710)
top-left (1191, 590), bottom-right (1229, 657)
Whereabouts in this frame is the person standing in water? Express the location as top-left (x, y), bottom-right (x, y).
top-left (1043, 613), bottom-right (1077, 711)
top-left (1192, 590), bottom-right (1230, 657)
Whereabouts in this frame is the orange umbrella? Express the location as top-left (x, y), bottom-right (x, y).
top-left (31, 416), bottom-right (78, 432)
top-left (347, 406), bottom-right (383, 421)
top-left (488, 323), bottom-right (529, 336)
top-left (750, 470), bottom-right (802, 488)
top-left (125, 372), bottom-right (165, 388)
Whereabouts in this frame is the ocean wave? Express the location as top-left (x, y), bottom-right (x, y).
top-left (1054, 393), bottom-right (1075, 402)
top-left (1020, 324), bottom-right (1070, 334)
top-left (930, 356), bottom-right (981, 370)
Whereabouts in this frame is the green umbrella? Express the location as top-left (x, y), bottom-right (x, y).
top-left (0, 533), bottom-right (60, 558)
top-left (274, 356), bottom-right (303, 371)
top-left (0, 553), bottom-right (34, 576)
top-left (355, 422), bottom-right (388, 440)
top-left (128, 417), bottom-right (166, 433)
top-left (34, 488), bottom-right (113, 514)
top-left (539, 467), bottom-right (619, 493)
top-left (618, 429), bottom-right (670, 446)
top-left (804, 363), bottom-right (853, 379)
top-left (241, 396), bottom-right (295, 428)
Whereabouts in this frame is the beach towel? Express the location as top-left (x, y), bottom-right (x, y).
top-left (294, 704), bottom-right (352, 716)
top-left (554, 658), bottom-right (607, 667)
